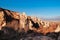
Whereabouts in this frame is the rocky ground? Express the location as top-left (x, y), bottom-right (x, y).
top-left (0, 27), bottom-right (60, 40)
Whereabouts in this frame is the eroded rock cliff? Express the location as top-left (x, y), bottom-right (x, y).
top-left (0, 8), bottom-right (60, 34)
top-left (0, 8), bottom-right (60, 40)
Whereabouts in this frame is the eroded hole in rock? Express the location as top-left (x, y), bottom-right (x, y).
top-left (30, 19), bottom-right (39, 29)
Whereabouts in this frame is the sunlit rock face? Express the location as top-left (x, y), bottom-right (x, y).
top-left (0, 9), bottom-right (6, 30)
top-left (0, 8), bottom-right (60, 34)
top-left (0, 8), bottom-right (60, 40)
top-left (0, 8), bottom-right (20, 32)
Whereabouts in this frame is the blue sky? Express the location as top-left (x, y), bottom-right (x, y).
top-left (0, 0), bottom-right (60, 18)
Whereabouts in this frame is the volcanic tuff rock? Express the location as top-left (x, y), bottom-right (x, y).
top-left (0, 8), bottom-right (60, 35)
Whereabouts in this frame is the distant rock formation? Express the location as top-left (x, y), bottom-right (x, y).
top-left (0, 8), bottom-right (60, 35)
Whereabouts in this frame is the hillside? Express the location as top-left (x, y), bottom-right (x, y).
top-left (0, 8), bottom-right (60, 40)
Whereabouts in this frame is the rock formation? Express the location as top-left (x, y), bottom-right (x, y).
top-left (0, 8), bottom-right (60, 35)
top-left (0, 8), bottom-right (60, 40)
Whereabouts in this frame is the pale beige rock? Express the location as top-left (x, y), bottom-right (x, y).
top-left (29, 21), bottom-right (33, 30)
top-left (0, 11), bottom-right (4, 21)
top-left (43, 21), bottom-right (49, 28)
top-left (0, 11), bottom-right (6, 30)
top-left (19, 13), bottom-right (27, 32)
top-left (11, 12), bottom-right (20, 19)
top-left (55, 25), bottom-right (60, 32)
